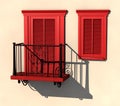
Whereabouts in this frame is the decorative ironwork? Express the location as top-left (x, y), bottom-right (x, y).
top-left (12, 42), bottom-right (89, 88)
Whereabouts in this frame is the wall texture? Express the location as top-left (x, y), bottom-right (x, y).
top-left (0, 0), bottom-right (120, 106)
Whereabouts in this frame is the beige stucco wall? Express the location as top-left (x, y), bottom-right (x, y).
top-left (0, 0), bottom-right (120, 106)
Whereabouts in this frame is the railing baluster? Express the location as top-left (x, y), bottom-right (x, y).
top-left (47, 63), bottom-right (49, 77)
top-left (13, 43), bottom-right (16, 75)
top-left (28, 46), bottom-right (30, 75)
top-left (18, 45), bottom-right (20, 72)
top-left (74, 64), bottom-right (77, 80)
top-left (76, 54), bottom-right (78, 62)
top-left (40, 59), bottom-right (43, 74)
top-left (52, 46), bottom-right (54, 61)
top-left (85, 61), bottom-right (89, 92)
top-left (25, 47), bottom-right (27, 75)
top-left (47, 46), bottom-right (48, 61)
top-left (71, 50), bottom-right (72, 76)
top-left (53, 63), bottom-right (55, 77)
top-left (20, 45), bottom-right (22, 72)
top-left (30, 54), bottom-right (32, 74)
top-left (80, 63), bottom-right (83, 85)
top-left (26, 47), bottom-right (28, 75)
top-left (59, 44), bottom-right (62, 77)
top-left (76, 55), bottom-right (78, 78)
top-left (15, 45), bottom-right (17, 74)
top-left (36, 57), bottom-right (38, 74)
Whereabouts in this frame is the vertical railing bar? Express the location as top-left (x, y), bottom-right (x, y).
top-left (74, 64), bottom-right (75, 79)
top-left (26, 47), bottom-right (29, 76)
top-left (17, 45), bottom-right (19, 72)
top-left (47, 46), bottom-right (48, 61)
top-left (71, 50), bottom-right (72, 76)
top-left (19, 46), bottom-right (20, 72)
top-left (18, 45), bottom-right (20, 71)
top-left (76, 55), bottom-right (78, 80)
top-left (53, 63), bottom-right (55, 77)
top-left (76, 54), bottom-right (78, 62)
top-left (74, 64), bottom-right (77, 80)
top-left (36, 57), bottom-right (38, 74)
top-left (85, 61), bottom-right (89, 92)
top-left (30, 53), bottom-right (32, 74)
top-left (63, 45), bottom-right (65, 74)
top-left (80, 63), bottom-right (83, 85)
top-left (59, 44), bottom-right (62, 77)
top-left (47, 63), bottom-right (49, 77)
top-left (41, 59), bottom-right (43, 74)
top-left (52, 46), bottom-right (54, 77)
top-left (20, 45), bottom-right (22, 73)
top-left (18, 46), bottom-right (19, 72)
top-left (28, 46), bottom-right (30, 75)
top-left (13, 43), bottom-right (16, 75)
top-left (15, 45), bottom-right (17, 74)
top-left (51, 47), bottom-right (55, 61)
top-left (35, 57), bottom-right (36, 74)
top-left (25, 47), bottom-right (27, 76)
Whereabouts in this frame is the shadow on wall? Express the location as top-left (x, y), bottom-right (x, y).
top-left (28, 61), bottom-right (93, 99)
top-left (29, 77), bottom-right (92, 99)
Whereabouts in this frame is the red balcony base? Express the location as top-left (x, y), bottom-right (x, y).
top-left (11, 72), bottom-right (70, 82)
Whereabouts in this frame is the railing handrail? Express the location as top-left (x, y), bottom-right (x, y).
top-left (15, 43), bottom-right (82, 61)
top-left (16, 43), bottom-right (61, 47)
top-left (65, 44), bottom-right (81, 59)
top-left (15, 43), bottom-right (81, 58)
top-left (15, 43), bottom-right (44, 63)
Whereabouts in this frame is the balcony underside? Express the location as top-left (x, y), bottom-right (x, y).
top-left (11, 72), bottom-right (70, 82)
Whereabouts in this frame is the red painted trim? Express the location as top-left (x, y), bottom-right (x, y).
top-left (76, 10), bottom-right (110, 13)
top-left (11, 74), bottom-right (69, 82)
top-left (22, 10), bottom-right (68, 14)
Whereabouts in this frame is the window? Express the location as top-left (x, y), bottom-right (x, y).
top-left (76, 10), bottom-right (110, 60)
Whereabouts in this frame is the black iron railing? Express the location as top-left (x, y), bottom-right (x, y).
top-left (13, 42), bottom-right (89, 90)
top-left (12, 43), bottom-right (64, 78)
top-left (65, 44), bottom-right (89, 91)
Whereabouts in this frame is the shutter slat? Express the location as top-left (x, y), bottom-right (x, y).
top-left (93, 19), bottom-right (102, 54)
top-left (83, 19), bottom-right (92, 54)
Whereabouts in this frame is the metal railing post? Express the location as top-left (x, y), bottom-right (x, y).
top-left (59, 44), bottom-right (62, 77)
top-left (85, 61), bottom-right (89, 93)
top-left (13, 42), bottom-right (16, 75)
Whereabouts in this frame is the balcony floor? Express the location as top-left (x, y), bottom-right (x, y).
top-left (11, 72), bottom-right (70, 82)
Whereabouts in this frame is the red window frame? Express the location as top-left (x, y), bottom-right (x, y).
top-left (76, 10), bottom-right (110, 60)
